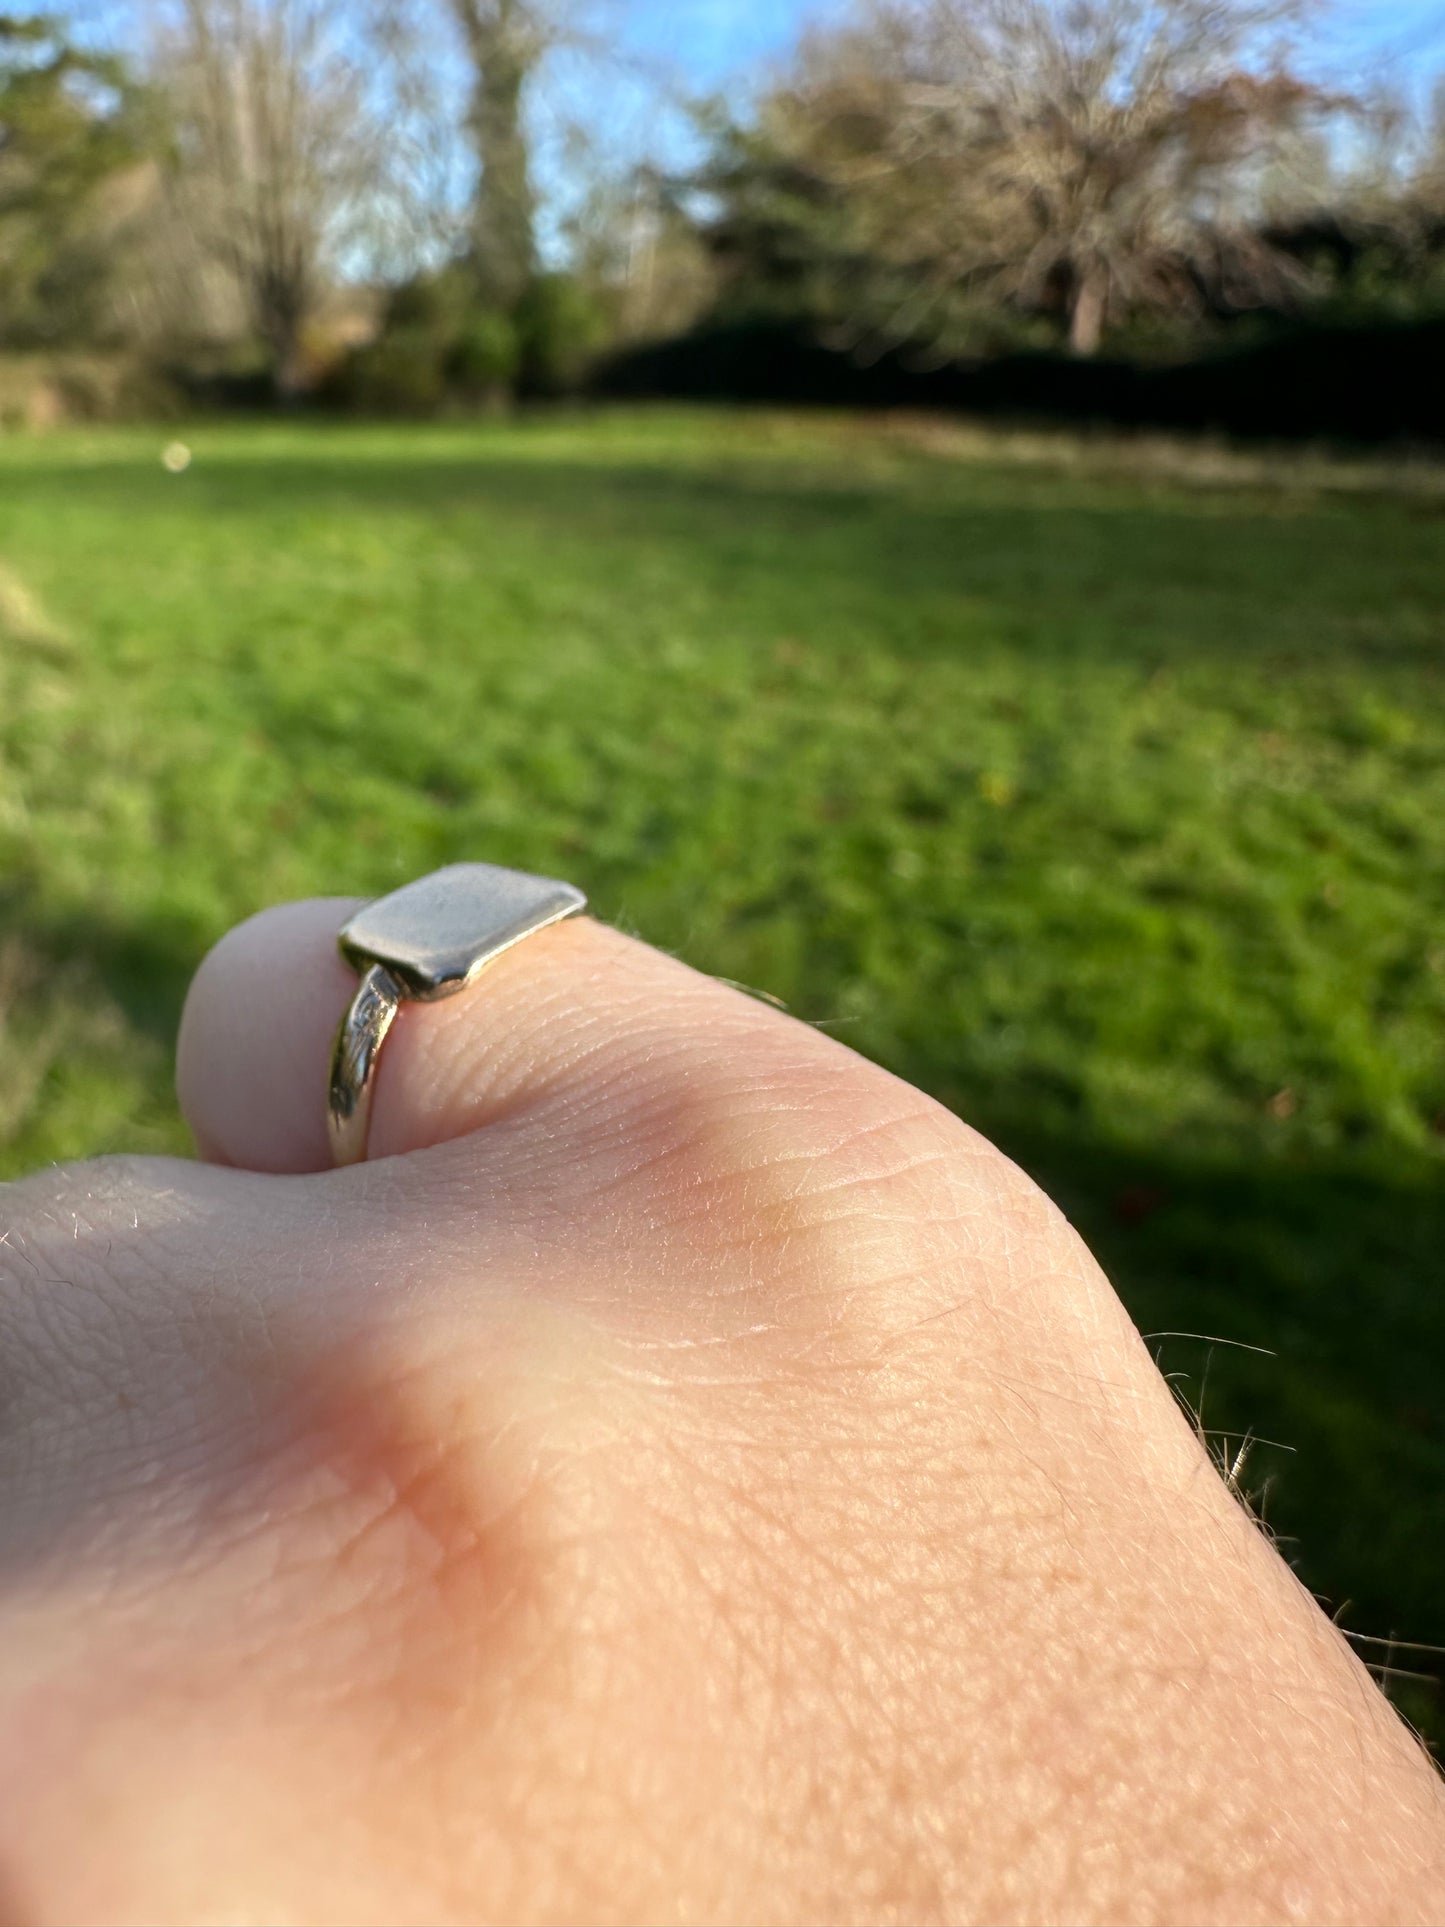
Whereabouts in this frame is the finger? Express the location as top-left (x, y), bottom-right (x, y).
top-left (176, 899), bottom-right (363, 1172)
top-left (175, 891), bottom-right (868, 1177)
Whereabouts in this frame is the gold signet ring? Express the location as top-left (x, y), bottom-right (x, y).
top-left (326, 862), bottom-right (587, 1167)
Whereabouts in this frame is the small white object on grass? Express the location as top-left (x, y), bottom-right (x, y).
top-left (162, 441), bottom-right (192, 473)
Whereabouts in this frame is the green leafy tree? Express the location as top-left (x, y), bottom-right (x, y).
top-left (375, 0), bottom-right (629, 314)
top-left (0, 13), bottom-right (151, 345)
top-left (448, 0), bottom-right (544, 309)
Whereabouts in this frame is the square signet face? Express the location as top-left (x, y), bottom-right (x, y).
top-left (338, 863), bottom-right (586, 1001)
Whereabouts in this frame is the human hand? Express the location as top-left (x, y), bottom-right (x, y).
top-left (0, 903), bottom-right (1440, 1924)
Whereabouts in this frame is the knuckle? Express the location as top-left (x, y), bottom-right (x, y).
top-left (571, 1006), bottom-right (1071, 1348)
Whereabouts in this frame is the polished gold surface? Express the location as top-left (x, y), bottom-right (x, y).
top-left (326, 863), bottom-right (587, 1166)
top-left (327, 962), bottom-right (403, 1167)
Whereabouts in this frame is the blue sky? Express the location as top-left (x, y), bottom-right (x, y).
top-left (1327, 2), bottom-right (1445, 66)
top-left (610, 0), bottom-right (1445, 87)
top-left (78, 1), bottom-right (1445, 84)
top-left (533, 0), bottom-right (1445, 242)
top-left (606, 0), bottom-right (834, 86)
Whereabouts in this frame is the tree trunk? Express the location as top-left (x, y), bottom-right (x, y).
top-left (252, 258), bottom-right (311, 402)
top-left (270, 329), bottom-right (309, 403)
top-left (1068, 264), bottom-right (1106, 357)
top-left (456, 0), bottom-right (537, 311)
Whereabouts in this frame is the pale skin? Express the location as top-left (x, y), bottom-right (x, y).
top-left (0, 904), bottom-right (1441, 1926)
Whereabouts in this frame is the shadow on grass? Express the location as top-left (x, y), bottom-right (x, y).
top-left (0, 878), bottom-right (209, 1168)
top-left (974, 1104), bottom-right (1445, 1733)
top-left (2, 887), bottom-right (207, 1051)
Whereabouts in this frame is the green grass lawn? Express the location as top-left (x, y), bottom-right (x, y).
top-left (3, 408), bottom-right (1443, 1728)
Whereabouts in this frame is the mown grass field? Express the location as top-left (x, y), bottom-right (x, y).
top-left (2, 409), bottom-right (1443, 1727)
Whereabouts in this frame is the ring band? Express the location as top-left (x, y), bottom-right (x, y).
top-left (326, 862), bottom-right (587, 1166)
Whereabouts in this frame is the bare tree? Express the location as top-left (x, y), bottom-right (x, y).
top-left (746, 0), bottom-right (1334, 354)
top-left (155, 0), bottom-right (389, 391)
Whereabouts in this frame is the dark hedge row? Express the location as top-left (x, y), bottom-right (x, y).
top-left (599, 317), bottom-right (1445, 447)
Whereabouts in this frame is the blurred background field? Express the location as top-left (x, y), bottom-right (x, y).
top-left (2, 406), bottom-right (1443, 1730)
top-left (4, 0), bottom-right (1445, 1743)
